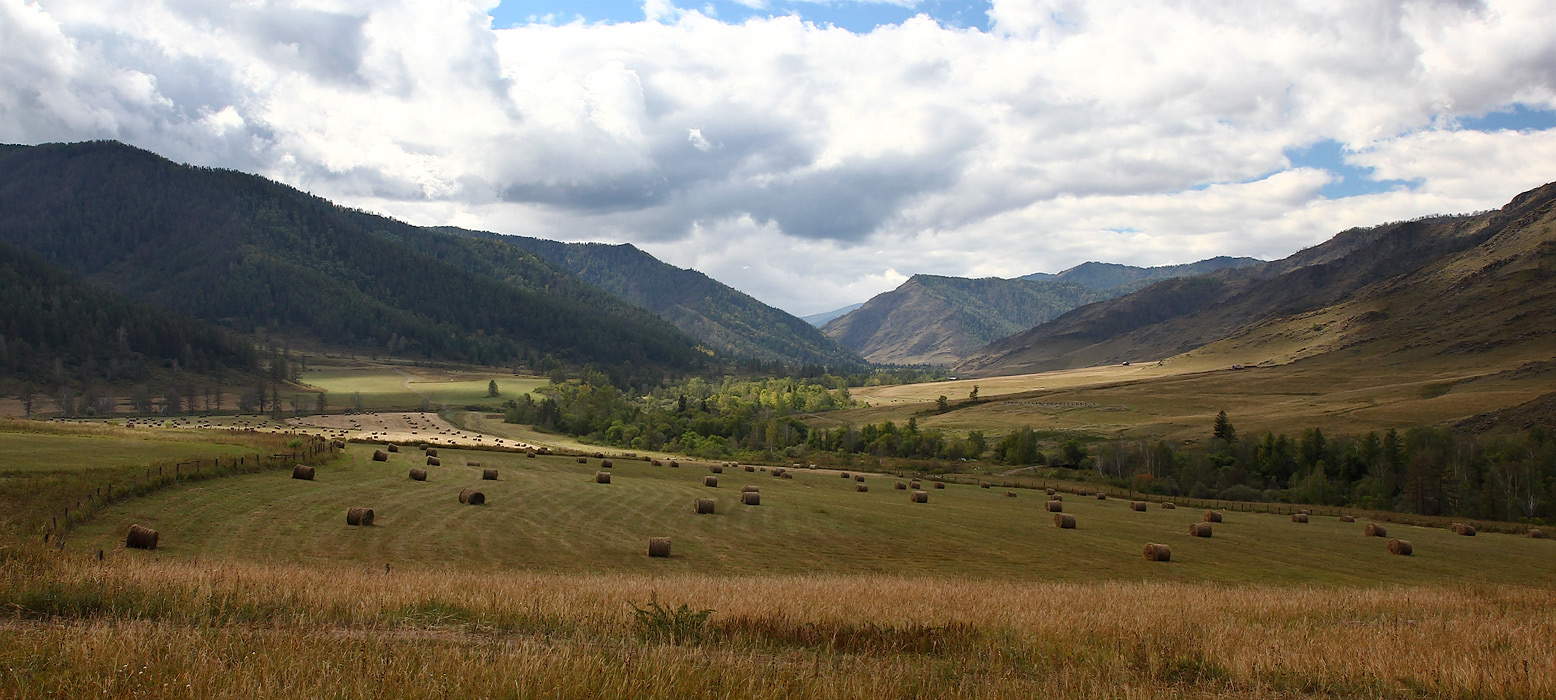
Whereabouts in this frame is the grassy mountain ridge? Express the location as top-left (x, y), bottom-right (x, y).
top-left (0, 141), bottom-right (707, 377)
top-left (1021, 256), bottom-right (1263, 291)
top-left (958, 182), bottom-right (1556, 377)
top-left (456, 230), bottom-right (863, 368)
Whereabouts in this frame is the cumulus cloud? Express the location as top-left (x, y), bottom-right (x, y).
top-left (2, 0), bottom-right (1554, 314)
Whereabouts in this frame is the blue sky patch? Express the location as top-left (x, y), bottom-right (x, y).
top-left (1459, 104), bottom-right (1556, 132)
top-left (490, 1), bottom-right (993, 33)
top-left (1285, 139), bottom-right (1418, 199)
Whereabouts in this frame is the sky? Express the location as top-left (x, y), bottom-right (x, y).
top-left (3, 1), bottom-right (1555, 316)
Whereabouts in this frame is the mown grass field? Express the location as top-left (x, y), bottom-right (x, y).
top-left (301, 360), bottom-right (545, 411)
top-left (67, 444), bottom-right (1556, 585)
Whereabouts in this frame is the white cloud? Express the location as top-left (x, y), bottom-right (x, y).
top-left (2, 0), bottom-right (1554, 315)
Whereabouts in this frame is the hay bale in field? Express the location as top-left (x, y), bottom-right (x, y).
top-left (292, 464), bottom-right (316, 481)
top-left (1451, 523), bottom-right (1477, 536)
top-left (1339, 515), bottom-right (1355, 523)
top-left (1297, 508), bottom-right (1311, 515)
top-left (1131, 501), bottom-right (1147, 512)
top-left (1162, 502), bottom-right (1176, 509)
top-left (467, 461), bottom-right (481, 467)
top-left (426, 456), bottom-right (441, 467)
top-left (482, 469), bottom-right (499, 480)
top-left (1364, 522), bottom-right (1387, 537)
top-left (895, 481), bottom-right (907, 490)
top-left (910, 480), bottom-right (921, 489)
top-left (841, 472), bottom-right (851, 479)
top-left (1204, 510), bottom-right (1223, 523)
top-left (1045, 488), bottom-right (1056, 496)
top-left (538, 447), bottom-right (550, 455)
top-left (741, 485), bottom-right (760, 493)
top-left (710, 465), bottom-right (723, 474)
top-left (694, 497), bottom-right (716, 515)
top-left (601, 459), bottom-right (613, 469)
top-left (1292, 513), bottom-right (1309, 523)
top-left (742, 491), bottom-right (761, 506)
top-left (459, 488), bottom-right (485, 505)
top-left (1143, 543), bottom-right (1171, 561)
top-left (527, 452), bottom-right (537, 459)
top-left (911, 490), bottom-right (928, 503)
top-left (1528, 528), bottom-right (1544, 539)
top-left (981, 482), bottom-right (992, 489)
top-left (1054, 513), bottom-right (1076, 529)
top-left (346, 507), bottom-right (375, 526)
top-left (1188, 522), bottom-right (1212, 538)
top-left (594, 452), bottom-right (605, 459)
top-left (409, 468), bottom-right (427, 481)
top-left (426, 448), bottom-right (438, 457)
top-left (745, 465), bottom-right (755, 472)
top-left (577, 456), bottom-right (588, 464)
top-left (1045, 500), bottom-right (1063, 512)
top-left (781, 472), bottom-right (794, 479)
top-left (125, 524), bottom-right (159, 550)
top-left (771, 468), bottom-right (786, 477)
top-left (1006, 491), bottom-right (1018, 498)
top-left (1096, 492), bottom-right (1108, 500)
top-left (1050, 494), bottom-right (1062, 502)
top-left (595, 471), bottom-right (611, 484)
top-left (372, 450), bottom-right (389, 462)
top-left (934, 482), bottom-right (945, 489)
top-left (1387, 538), bottom-right (1413, 555)
top-left (1078, 489), bottom-right (1091, 496)
top-left (652, 459), bottom-right (662, 466)
top-left (669, 460), bottom-right (680, 468)
top-left (648, 537), bottom-right (671, 558)
top-left (387, 444), bottom-right (400, 453)
top-left (702, 476), bottom-right (718, 487)
top-left (856, 483), bottom-right (869, 493)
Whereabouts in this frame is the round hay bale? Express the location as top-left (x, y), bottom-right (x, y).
top-left (538, 447), bottom-right (550, 455)
top-left (711, 465), bottom-right (723, 474)
top-left (856, 483), bottom-right (869, 493)
top-left (527, 452), bottom-right (537, 459)
top-left (741, 491), bottom-right (761, 506)
top-left (125, 524), bottom-right (159, 550)
top-left (1338, 515), bottom-right (1355, 523)
top-left (669, 460), bottom-right (680, 468)
top-left (387, 444), bottom-right (400, 453)
top-left (741, 485), bottom-right (760, 493)
top-left (980, 482), bottom-right (992, 489)
top-left (1161, 502), bottom-right (1176, 509)
top-left (594, 452), bottom-right (605, 459)
top-left (1045, 500), bottom-right (1063, 512)
top-left (576, 457), bottom-right (588, 464)
top-left (651, 459), bottom-right (662, 466)
top-left (1045, 488), bottom-right (1056, 496)
top-left (647, 537), bottom-right (671, 558)
top-left (1453, 523), bottom-right (1477, 536)
top-left (1143, 543), bottom-right (1172, 562)
top-left (894, 481), bottom-right (907, 490)
top-left (346, 507), bottom-right (374, 526)
top-left (1188, 522), bottom-right (1212, 538)
top-left (1050, 494), bottom-right (1062, 502)
top-left (745, 465), bottom-right (755, 472)
top-left (780, 472), bottom-right (794, 479)
top-left (855, 475), bottom-right (865, 483)
top-left (1096, 492), bottom-right (1108, 500)
top-left (702, 476), bottom-right (718, 487)
top-left (409, 468), bottom-right (427, 481)
top-left (1528, 528), bottom-right (1544, 539)
top-left (1054, 513), bottom-right (1077, 529)
top-left (601, 459), bottom-right (613, 469)
top-left (1130, 501), bottom-right (1147, 512)
top-left (426, 456), bottom-right (441, 467)
top-left (1204, 509), bottom-right (1223, 523)
top-left (910, 480), bottom-right (922, 489)
top-left (1364, 522), bottom-right (1387, 537)
top-left (1297, 508), bottom-right (1311, 515)
top-left (292, 464), bottom-right (316, 481)
top-left (482, 469), bottom-right (499, 480)
top-left (934, 482), bottom-right (945, 489)
top-left (426, 448), bottom-right (438, 457)
top-left (694, 497), bottom-right (716, 515)
top-left (1291, 513), bottom-right (1309, 523)
top-left (1387, 538), bottom-right (1413, 555)
top-left (459, 488), bottom-right (485, 505)
top-left (595, 471), bottom-right (611, 484)
top-left (911, 490), bottom-right (929, 503)
top-left (1006, 491), bottom-right (1018, 498)
top-left (372, 450), bottom-right (389, 462)
top-left (1078, 489), bottom-right (1091, 497)
top-left (467, 461), bottom-right (481, 467)
top-left (771, 468), bottom-right (786, 477)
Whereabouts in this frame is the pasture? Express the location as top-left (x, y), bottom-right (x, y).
top-left (301, 359), bottom-right (545, 411)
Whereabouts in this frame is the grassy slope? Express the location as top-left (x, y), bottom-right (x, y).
top-left (68, 444), bottom-right (1556, 586)
top-left (301, 362), bottom-right (547, 411)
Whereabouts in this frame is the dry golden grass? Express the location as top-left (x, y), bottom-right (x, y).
top-left (2, 554), bottom-right (1554, 699)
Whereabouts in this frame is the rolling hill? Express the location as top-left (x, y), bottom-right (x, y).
top-left (957, 181), bottom-right (1556, 377)
top-left (0, 141), bottom-right (708, 378)
top-left (1021, 256), bottom-right (1262, 291)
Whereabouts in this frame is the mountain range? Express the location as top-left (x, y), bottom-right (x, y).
top-left (822, 257), bottom-right (1260, 365)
